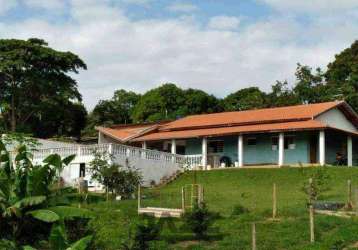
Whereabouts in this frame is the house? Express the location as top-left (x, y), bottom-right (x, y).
top-left (97, 101), bottom-right (358, 168)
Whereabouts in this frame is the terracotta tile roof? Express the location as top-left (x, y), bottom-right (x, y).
top-left (133, 120), bottom-right (328, 141)
top-left (96, 123), bottom-right (162, 142)
top-left (98, 101), bottom-right (358, 142)
top-left (160, 101), bottom-right (343, 131)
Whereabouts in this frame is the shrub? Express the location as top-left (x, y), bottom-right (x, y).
top-left (183, 202), bottom-right (218, 240)
top-left (231, 204), bottom-right (250, 216)
top-left (121, 216), bottom-right (160, 250)
top-left (89, 150), bottom-right (142, 199)
top-left (302, 167), bottom-right (331, 202)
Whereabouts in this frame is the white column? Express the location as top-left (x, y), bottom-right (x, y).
top-left (238, 134), bottom-right (244, 167)
top-left (171, 139), bottom-right (177, 163)
top-left (319, 130), bottom-right (325, 166)
top-left (347, 135), bottom-right (353, 167)
top-left (202, 137), bottom-right (207, 168)
top-left (171, 139), bottom-right (176, 154)
top-left (278, 133), bottom-right (284, 166)
top-left (141, 141), bottom-right (147, 159)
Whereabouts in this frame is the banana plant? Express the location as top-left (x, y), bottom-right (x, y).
top-left (0, 140), bottom-right (93, 248)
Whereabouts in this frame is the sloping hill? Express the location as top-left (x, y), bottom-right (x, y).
top-left (143, 167), bottom-right (358, 216)
top-left (89, 167), bottom-right (358, 250)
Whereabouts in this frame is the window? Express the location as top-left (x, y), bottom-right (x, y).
top-left (284, 136), bottom-right (295, 150)
top-left (208, 140), bottom-right (224, 153)
top-left (247, 137), bottom-right (257, 146)
top-left (79, 163), bottom-right (86, 177)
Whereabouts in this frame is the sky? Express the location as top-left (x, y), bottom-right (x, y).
top-left (0, 0), bottom-right (358, 110)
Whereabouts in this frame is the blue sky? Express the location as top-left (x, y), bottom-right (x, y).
top-left (0, 0), bottom-right (358, 109)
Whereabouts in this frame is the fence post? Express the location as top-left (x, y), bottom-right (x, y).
top-left (138, 184), bottom-right (141, 211)
top-left (347, 179), bottom-right (352, 209)
top-left (309, 178), bottom-right (313, 204)
top-left (181, 187), bottom-right (185, 210)
top-left (273, 183), bottom-right (277, 219)
top-left (355, 188), bottom-right (358, 215)
top-left (309, 205), bottom-right (315, 243)
top-left (252, 222), bottom-right (256, 250)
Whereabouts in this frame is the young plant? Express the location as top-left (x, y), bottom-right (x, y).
top-left (302, 167), bottom-right (331, 203)
top-left (183, 202), bottom-right (218, 240)
top-left (89, 150), bottom-right (142, 199)
top-left (122, 216), bottom-right (160, 250)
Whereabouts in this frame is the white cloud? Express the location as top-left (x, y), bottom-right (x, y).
top-left (258, 0), bottom-right (358, 13)
top-left (0, 0), bottom-right (357, 110)
top-left (24, 0), bottom-right (66, 10)
top-left (167, 2), bottom-right (198, 13)
top-left (0, 0), bottom-right (17, 15)
top-left (208, 16), bottom-right (241, 30)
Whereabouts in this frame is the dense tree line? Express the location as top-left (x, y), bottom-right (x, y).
top-left (1, 38), bottom-right (357, 140)
top-left (87, 40), bottom-right (358, 133)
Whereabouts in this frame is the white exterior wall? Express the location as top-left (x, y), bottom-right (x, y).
top-left (98, 132), bottom-right (121, 144)
top-left (32, 144), bottom-right (184, 188)
top-left (315, 108), bottom-right (358, 132)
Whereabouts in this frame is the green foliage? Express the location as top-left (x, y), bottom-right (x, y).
top-left (124, 217), bottom-right (161, 250)
top-left (0, 139), bottom-right (92, 248)
top-left (183, 202), bottom-right (218, 240)
top-left (89, 151), bottom-right (142, 198)
top-left (302, 167), bottom-right (331, 202)
top-left (27, 209), bottom-right (60, 223)
top-left (222, 87), bottom-right (267, 111)
top-left (231, 204), bottom-right (250, 216)
top-left (0, 38), bottom-right (87, 138)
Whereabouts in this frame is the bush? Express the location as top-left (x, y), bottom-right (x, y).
top-left (183, 202), bottom-right (218, 240)
top-left (121, 216), bottom-right (160, 250)
top-left (89, 151), bottom-right (142, 199)
top-left (231, 204), bottom-right (250, 216)
top-left (302, 167), bottom-right (331, 202)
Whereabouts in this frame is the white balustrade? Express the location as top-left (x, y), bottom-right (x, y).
top-left (30, 143), bottom-right (192, 167)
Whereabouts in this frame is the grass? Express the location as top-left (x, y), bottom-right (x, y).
top-left (84, 167), bottom-right (358, 249)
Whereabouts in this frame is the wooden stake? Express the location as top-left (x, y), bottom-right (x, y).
top-left (137, 184), bottom-right (141, 211)
top-left (347, 179), bottom-right (352, 209)
top-left (309, 205), bottom-right (315, 243)
top-left (273, 183), bottom-right (277, 219)
top-left (355, 188), bottom-right (358, 215)
top-left (309, 178), bottom-right (313, 204)
top-left (252, 223), bottom-right (256, 250)
top-left (181, 186), bottom-right (185, 210)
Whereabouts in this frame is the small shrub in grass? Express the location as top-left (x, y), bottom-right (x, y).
top-left (231, 204), bottom-right (249, 216)
top-left (302, 167), bottom-right (331, 202)
top-left (122, 216), bottom-right (161, 250)
top-left (183, 202), bottom-right (219, 240)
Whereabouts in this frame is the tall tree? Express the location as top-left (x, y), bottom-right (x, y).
top-left (131, 83), bottom-right (186, 122)
top-left (293, 64), bottom-right (327, 104)
top-left (266, 80), bottom-right (299, 107)
top-left (221, 87), bottom-right (267, 111)
top-left (88, 89), bottom-right (140, 127)
top-left (0, 38), bottom-right (87, 134)
top-left (181, 88), bottom-right (222, 115)
top-left (325, 40), bottom-right (358, 111)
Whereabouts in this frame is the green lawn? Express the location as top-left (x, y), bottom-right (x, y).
top-left (85, 167), bottom-right (358, 250)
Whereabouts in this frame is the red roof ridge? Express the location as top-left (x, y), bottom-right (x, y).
top-left (176, 101), bottom-right (343, 120)
top-left (160, 101), bottom-right (344, 132)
